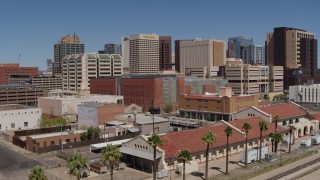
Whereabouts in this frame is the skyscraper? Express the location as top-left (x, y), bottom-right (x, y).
top-left (53, 34), bottom-right (84, 75)
top-left (104, 43), bottom-right (122, 54)
top-left (124, 34), bottom-right (160, 74)
top-left (228, 36), bottom-right (264, 65)
top-left (266, 27), bottom-right (318, 89)
top-left (159, 36), bottom-right (172, 70)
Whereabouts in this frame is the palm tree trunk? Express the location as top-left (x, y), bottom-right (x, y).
top-left (275, 142), bottom-right (278, 153)
top-left (271, 139), bottom-right (274, 152)
top-left (226, 136), bottom-right (229, 174)
top-left (245, 134), bottom-right (248, 167)
top-left (153, 146), bottom-right (156, 180)
top-left (110, 164), bottom-right (114, 180)
top-left (205, 143), bottom-right (209, 179)
top-left (289, 130), bottom-right (292, 153)
top-left (183, 161), bottom-right (186, 180)
top-left (259, 130), bottom-right (262, 162)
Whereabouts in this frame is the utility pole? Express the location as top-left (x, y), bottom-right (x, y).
top-left (60, 124), bottom-right (63, 152)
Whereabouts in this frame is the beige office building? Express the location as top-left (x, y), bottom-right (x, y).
top-left (62, 53), bottom-right (122, 92)
top-left (126, 34), bottom-right (159, 74)
top-left (31, 75), bottom-right (63, 90)
top-left (266, 28), bottom-right (315, 68)
top-left (179, 40), bottom-right (226, 74)
top-left (225, 64), bottom-right (283, 95)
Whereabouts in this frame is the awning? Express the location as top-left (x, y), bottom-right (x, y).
top-left (128, 127), bottom-right (140, 133)
top-left (90, 139), bottom-right (132, 151)
top-left (120, 147), bottom-right (162, 161)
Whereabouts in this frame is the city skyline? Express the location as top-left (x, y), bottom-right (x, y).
top-left (0, 0), bottom-right (319, 70)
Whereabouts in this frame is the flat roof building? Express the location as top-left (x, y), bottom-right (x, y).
top-left (0, 64), bottom-right (38, 85)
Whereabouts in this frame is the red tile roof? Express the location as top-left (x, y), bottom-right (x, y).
top-left (259, 99), bottom-right (272, 106)
top-left (309, 113), bottom-right (320, 121)
top-left (259, 102), bottom-right (307, 119)
top-left (160, 117), bottom-right (287, 159)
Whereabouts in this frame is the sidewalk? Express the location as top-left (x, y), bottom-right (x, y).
top-left (249, 150), bottom-right (320, 180)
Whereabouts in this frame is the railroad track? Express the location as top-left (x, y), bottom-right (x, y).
top-left (267, 156), bottom-right (320, 180)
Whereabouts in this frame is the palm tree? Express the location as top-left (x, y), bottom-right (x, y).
top-left (272, 115), bottom-right (280, 150)
top-left (147, 134), bottom-right (163, 180)
top-left (269, 132), bottom-right (275, 152)
top-left (274, 132), bottom-right (283, 153)
top-left (177, 149), bottom-right (192, 180)
top-left (67, 152), bottom-right (88, 180)
top-left (288, 125), bottom-right (296, 153)
top-left (29, 166), bottom-right (47, 180)
top-left (224, 126), bottom-right (233, 174)
top-left (258, 121), bottom-right (268, 162)
top-left (100, 144), bottom-right (122, 180)
top-left (202, 131), bottom-right (216, 179)
top-left (242, 123), bottom-right (251, 167)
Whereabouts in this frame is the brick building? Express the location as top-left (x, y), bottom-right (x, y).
top-left (0, 84), bottom-right (48, 106)
top-left (90, 74), bottom-right (185, 112)
top-left (0, 64), bottom-right (38, 84)
top-left (78, 102), bottom-right (125, 128)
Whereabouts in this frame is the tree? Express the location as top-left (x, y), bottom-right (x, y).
top-left (274, 132), bottom-right (283, 153)
top-left (272, 115), bottom-right (280, 150)
top-left (264, 95), bottom-right (270, 100)
top-left (224, 126), bottom-right (233, 174)
top-left (147, 134), bottom-right (163, 180)
top-left (80, 127), bottom-right (100, 141)
top-left (202, 131), bottom-right (216, 179)
top-left (100, 144), bottom-right (122, 180)
top-left (177, 149), bottom-right (192, 180)
top-left (269, 132), bottom-right (275, 152)
top-left (288, 125), bottom-right (296, 153)
top-left (29, 166), bottom-right (47, 180)
top-left (242, 123), bottom-right (251, 167)
top-left (67, 152), bottom-right (88, 180)
top-left (40, 117), bottom-right (67, 128)
top-left (164, 104), bottom-right (172, 113)
top-left (258, 121), bottom-right (268, 162)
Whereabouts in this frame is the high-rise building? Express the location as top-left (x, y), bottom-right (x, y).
top-left (104, 43), bottom-right (122, 54)
top-left (53, 34), bottom-right (85, 75)
top-left (266, 27), bottom-right (318, 89)
top-left (127, 34), bottom-right (160, 74)
top-left (178, 39), bottom-right (226, 74)
top-left (228, 36), bottom-right (264, 65)
top-left (62, 53), bottom-right (122, 92)
top-left (159, 36), bottom-right (172, 70)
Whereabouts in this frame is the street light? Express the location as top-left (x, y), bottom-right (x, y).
top-left (169, 150), bottom-right (181, 180)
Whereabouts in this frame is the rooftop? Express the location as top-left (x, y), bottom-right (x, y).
top-left (259, 102), bottom-right (307, 119)
top-left (40, 94), bottom-right (123, 101)
top-left (21, 130), bottom-right (85, 140)
top-left (0, 104), bottom-right (31, 111)
top-left (160, 117), bottom-right (288, 159)
top-left (119, 113), bottom-right (169, 124)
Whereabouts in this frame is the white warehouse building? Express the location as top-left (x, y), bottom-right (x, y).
top-left (38, 90), bottom-right (123, 123)
top-left (289, 84), bottom-right (320, 103)
top-left (0, 104), bottom-right (41, 131)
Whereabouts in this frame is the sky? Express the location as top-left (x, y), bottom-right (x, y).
top-left (0, 0), bottom-right (319, 70)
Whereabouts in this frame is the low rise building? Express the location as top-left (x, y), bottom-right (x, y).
top-left (289, 84), bottom-right (320, 103)
top-left (38, 90), bottom-right (123, 122)
top-left (0, 84), bottom-right (48, 106)
top-left (179, 87), bottom-right (259, 121)
top-left (0, 104), bottom-right (41, 131)
top-left (116, 113), bottom-right (170, 135)
top-left (120, 117), bottom-right (287, 172)
top-left (78, 102), bottom-right (124, 128)
top-left (234, 102), bottom-right (318, 138)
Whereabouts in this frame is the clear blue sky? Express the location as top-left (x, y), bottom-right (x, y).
top-left (0, 0), bottom-right (319, 70)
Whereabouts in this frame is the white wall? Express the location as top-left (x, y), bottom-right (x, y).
top-left (78, 105), bottom-right (98, 127)
top-left (0, 108), bottom-right (41, 131)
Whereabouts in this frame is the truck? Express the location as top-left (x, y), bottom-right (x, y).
top-left (311, 136), bottom-right (320, 145)
top-left (240, 146), bottom-right (269, 164)
top-left (176, 161), bottom-right (198, 174)
top-left (282, 135), bottom-right (294, 148)
top-left (300, 138), bottom-right (312, 149)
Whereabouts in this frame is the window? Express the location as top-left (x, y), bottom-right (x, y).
top-left (11, 123), bottom-right (15, 129)
top-left (24, 122), bottom-right (28, 127)
top-left (295, 118), bottom-right (299, 123)
top-left (51, 141), bottom-right (55, 146)
top-left (0, 124), bottom-right (1, 130)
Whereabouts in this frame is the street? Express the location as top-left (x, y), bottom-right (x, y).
top-left (0, 143), bottom-right (41, 180)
